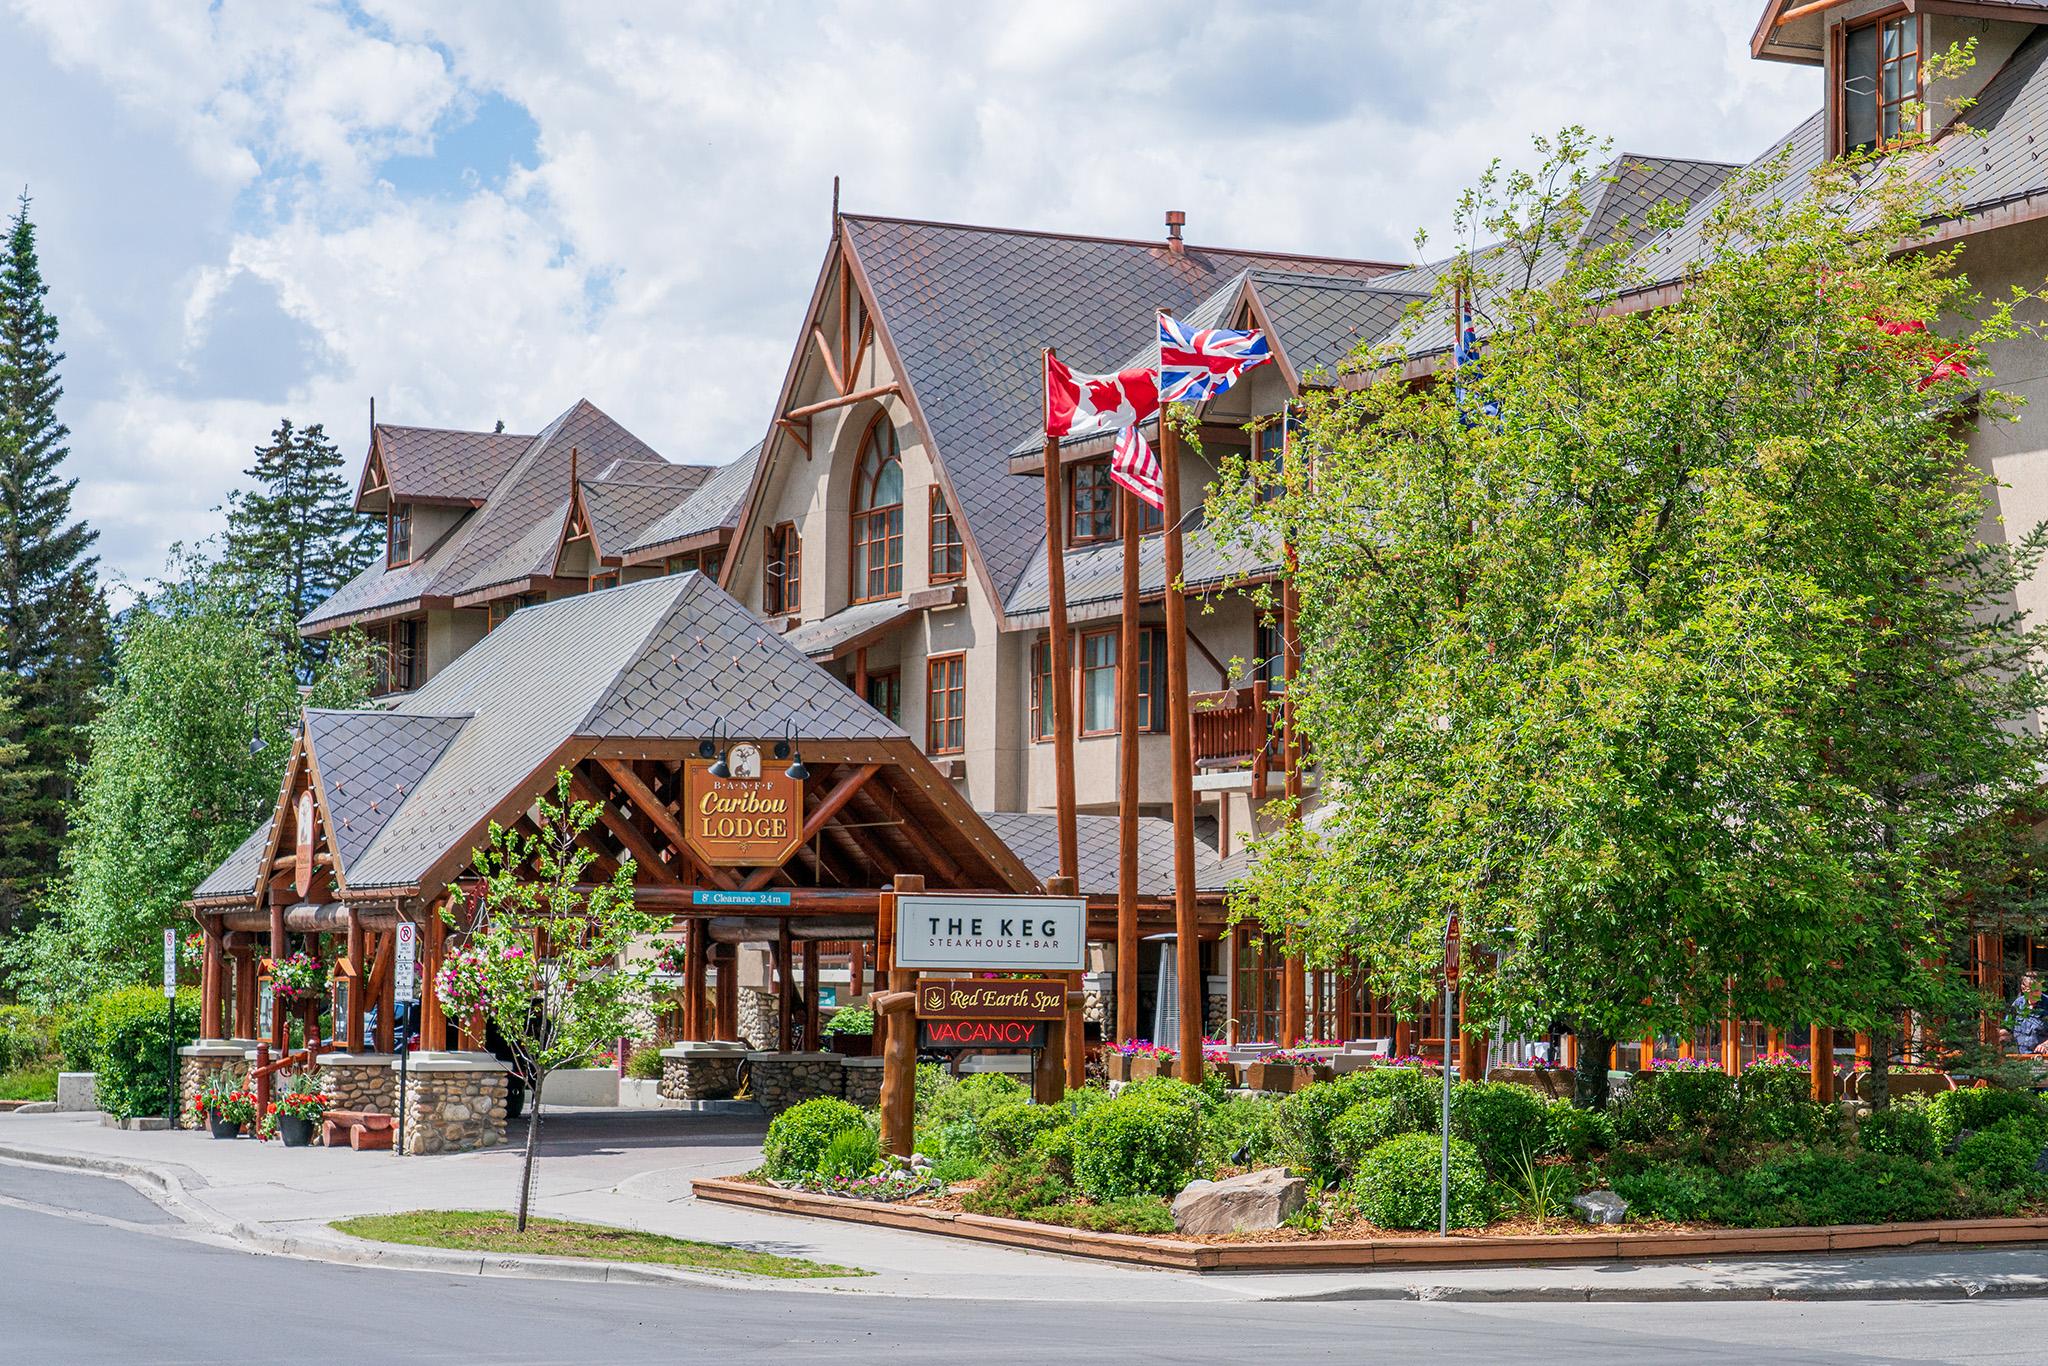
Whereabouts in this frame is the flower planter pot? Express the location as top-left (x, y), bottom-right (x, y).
top-left (1129, 1055), bottom-right (1177, 1082)
top-left (276, 1114), bottom-right (315, 1148)
top-left (1244, 1062), bottom-right (1321, 1094)
top-left (826, 1033), bottom-right (874, 1058)
top-left (207, 1113), bottom-right (242, 1140)
top-left (1104, 1054), bottom-right (1134, 1083)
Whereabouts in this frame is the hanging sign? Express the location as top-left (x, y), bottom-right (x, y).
top-left (920, 1019), bottom-right (1048, 1050)
top-left (692, 889), bottom-right (792, 908)
top-left (893, 895), bottom-right (1087, 972)
top-left (162, 928), bottom-right (178, 999)
top-left (393, 922), bottom-right (419, 1004)
top-left (682, 755), bottom-right (804, 868)
top-left (295, 790), bottom-right (316, 898)
top-left (916, 978), bottom-right (1067, 1020)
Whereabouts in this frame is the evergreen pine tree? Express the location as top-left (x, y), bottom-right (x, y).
top-left (221, 416), bottom-right (378, 672)
top-left (0, 190), bottom-right (104, 936)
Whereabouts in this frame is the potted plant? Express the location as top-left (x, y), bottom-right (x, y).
top-left (654, 940), bottom-right (688, 976)
top-left (1245, 1047), bottom-right (1334, 1093)
top-left (189, 1076), bottom-right (254, 1139)
top-left (1124, 1042), bottom-right (1177, 1081)
top-left (261, 1076), bottom-right (332, 1147)
top-left (822, 1005), bottom-right (875, 1057)
top-left (268, 951), bottom-right (328, 1007)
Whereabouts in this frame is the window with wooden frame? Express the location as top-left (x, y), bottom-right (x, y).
top-left (386, 503), bottom-right (414, 567)
top-left (851, 417), bottom-right (904, 602)
top-left (588, 569), bottom-right (620, 592)
top-left (1029, 637), bottom-right (1054, 742)
top-left (1256, 616), bottom-right (1287, 693)
top-left (1067, 460), bottom-right (1117, 544)
top-left (1839, 11), bottom-right (1921, 154)
top-left (665, 551), bottom-right (701, 576)
top-left (928, 486), bottom-right (964, 582)
top-left (863, 670), bottom-right (902, 724)
top-left (926, 652), bottom-right (966, 754)
top-left (1080, 628), bottom-right (1118, 735)
top-left (371, 618), bottom-right (420, 695)
top-left (701, 548), bottom-right (725, 582)
top-left (1135, 626), bottom-right (1168, 732)
top-left (485, 593), bottom-right (543, 631)
top-left (763, 522), bottom-right (801, 616)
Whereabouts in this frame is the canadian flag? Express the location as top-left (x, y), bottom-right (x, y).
top-left (1043, 350), bottom-right (1160, 438)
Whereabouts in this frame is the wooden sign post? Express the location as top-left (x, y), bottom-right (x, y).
top-left (877, 874), bottom-right (924, 1159)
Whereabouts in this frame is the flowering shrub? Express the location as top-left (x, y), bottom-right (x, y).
top-left (1747, 1052), bottom-right (1809, 1071)
top-left (1113, 1041), bottom-right (1174, 1058)
top-left (818, 1165), bottom-right (936, 1202)
top-left (179, 931), bottom-right (205, 971)
top-left (189, 1075), bottom-right (255, 1126)
top-left (268, 952), bottom-right (327, 1004)
top-left (1267, 1048), bottom-right (1335, 1067)
top-left (654, 940), bottom-right (688, 975)
top-left (1379, 1054), bottom-right (1442, 1070)
top-left (256, 1075), bottom-right (331, 1140)
top-left (1651, 1057), bottom-right (1721, 1072)
top-left (433, 942), bottom-right (534, 1021)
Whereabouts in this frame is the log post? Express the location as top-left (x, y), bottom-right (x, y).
top-left (1810, 1024), bottom-right (1836, 1103)
top-left (344, 906), bottom-right (365, 1052)
top-left (775, 921), bottom-right (795, 1052)
top-left (802, 940), bottom-right (821, 1050)
top-left (234, 944), bottom-right (257, 1041)
top-left (714, 946), bottom-right (737, 1041)
top-left (421, 902), bottom-right (448, 1051)
top-left (1158, 411), bottom-right (1205, 1084)
top-left (878, 874), bottom-right (924, 1158)
top-left (201, 918), bottom-right (225, 1040)
top-left (1116, 487), bottom-right (1142, 1046)
top-left (685, 918), bottom-right (709, 1042)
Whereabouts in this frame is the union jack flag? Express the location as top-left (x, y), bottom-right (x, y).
top-left (1110, 424), bottom-right (1164, 510)
top-left (1158, 312), bottom-right (1271, 404)
top-left (1454, 299), bottom-right (1501, 425)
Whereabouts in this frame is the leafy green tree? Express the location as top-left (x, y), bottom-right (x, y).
top-left (220, 416), bottom-right (378, 672)
top-left (0, 190), bottom-right (106, 934)
top-left (1211, 130), bottom-right (2048, 1107)
top-left (3, 557), bottom-right (370, 1006)
top-left (437, 769), bottom-right (659, 1229)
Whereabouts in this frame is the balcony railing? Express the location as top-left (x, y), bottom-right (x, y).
top-left (1190, 686), bottom-right (1271, 769)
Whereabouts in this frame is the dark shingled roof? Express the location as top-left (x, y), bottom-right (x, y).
top-left (306, 709), bottom-right (468, 874)
top-left (981, 811), bottom-right (1229, 897)
top-left (842, 215), bottom-right (1398, 600)
top-left (368, 424), bottom-right (534, 505)
top-left (1249, 271), bottom-right (1429, 380)
top-left (582, 462), bottom-right (711, 559)
top-left (624, 441), bottom-right (761, 558)
top-left (191, 818), bottom-right (275, 899)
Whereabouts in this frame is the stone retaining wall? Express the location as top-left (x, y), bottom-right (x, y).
top-left (398, 1054), bottom-right (508, 1155)
top-left (659, 1047), bottom-right (744, 1101)
top-left (748, 1052), bottom-right (844, 1116)
top-left (318, 1054), bottom-right (397, 1115)
top-left (738, 988), bottom-right (778, 1050)
top-left (841, 1058), bottom-right (884, 1109)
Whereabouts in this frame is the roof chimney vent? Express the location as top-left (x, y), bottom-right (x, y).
top-left (1165, 209), bottom-right (1186, 254)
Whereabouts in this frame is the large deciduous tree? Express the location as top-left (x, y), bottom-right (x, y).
top-left (2, 558), bottom-right (370, 1006)
top-left (0, 190), bottom-right (107, 939)
top-left (1211, 129), bottom-right (2048, 1106)
top-left (221, 416), bottom-right (379, 673)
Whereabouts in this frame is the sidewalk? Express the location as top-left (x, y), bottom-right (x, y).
top-left (4, 1107), bottom-right (2048, 1302)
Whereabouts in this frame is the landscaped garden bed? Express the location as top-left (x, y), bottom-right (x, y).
top-left (695, 1060), bottom-right (2048, 1271)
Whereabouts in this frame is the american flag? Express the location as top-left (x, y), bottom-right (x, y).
top-left (1158, 312), bottom-right (1271, 404)
top-left (1110, 424), bottom-right (1164, 510)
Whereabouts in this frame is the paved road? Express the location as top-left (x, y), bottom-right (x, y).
top-left (6, 1202), bottom-right (2048, 1365)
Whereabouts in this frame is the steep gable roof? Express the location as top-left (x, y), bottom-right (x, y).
top-left (625, 441), bottom-right (761, 561)
top-left (305, 709), bottom-right (467, 873)
top-left (361, 424), bottom-right (534, 508)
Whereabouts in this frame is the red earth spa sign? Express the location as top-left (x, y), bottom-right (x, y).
top-left (681, 755), bottom-right (804, 868)
top-left (892, 894), bottom-right (1088, 972)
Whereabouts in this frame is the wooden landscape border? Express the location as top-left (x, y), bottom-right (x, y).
top-left (691, 1176), bottom-right (2048, 1274)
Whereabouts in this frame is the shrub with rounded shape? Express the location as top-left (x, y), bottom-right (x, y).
top-left (1274, 1073), bottom-right (1374, 1183)
top-left (84, 988), bottom-right (200, 1121)
top-left (0, 1006), bottom-right (55, 1074)
top-left (1612, 1159), bottom-right (1726, 1223)
top-left (1921, 1087), bottom-right (2048, 1151)
top-left (1329, 1095), bottom-right (1419, 1175)
top-left (1737, 1066), bottom-right (1837, 1144)
top-left (1351, 1132), bottom-right (1491, 1230)
top-left (920, 1070), bottom-right (1029, 1130)
top-left (960, 1152), bottom-right (1074, 1218)
top-left (762, 1097), bottom-right (869, 1181)
top-left (1955, 1123), bottom-right (2044, 1197)
top-left (1722, 1148), bottom-right (1956, 1227)
top-left (1856, 1106), bottom-right (1937, 1163)
top-left (818, 1125), bottom-right (881, 1181)
top-left (1449, 1081), bottom-right (1550, 1176)
top-left (1071, 1097), bottom-right (1200, 1200)
top-left (979, 1101), bottom-right (1069, 1162)
top-left (1646, 1068), bottom-right (1737, 1135)
top-left (1542, 1101), bottom-right (1614, 1161)
top-left (1119, 1075), bottom-right (1213, 1114)
top-left (1199, 1095), bottom-right (1284, 1171)
top-left (1357, 1066), bottom-right (1441, 1130)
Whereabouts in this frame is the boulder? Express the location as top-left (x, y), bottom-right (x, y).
top-left (1571, 1189), bottom-right (1628, 1225)
top-left (1171, 1167), bottom-right (1307, 1236)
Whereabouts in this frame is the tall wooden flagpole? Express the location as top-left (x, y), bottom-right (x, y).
top-left (1159, 403), bottom-right (1206, 1083)
top-left (1280, 402), bottom-right (1306, 1046)
top-left (1116, 482), bottom-right (1142, 1044)
top-left (1040, 349), bottom-right (1083, 1085)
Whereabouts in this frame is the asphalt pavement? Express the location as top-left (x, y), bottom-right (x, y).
top-left (6, 1200), bottom-right (2048, 1364)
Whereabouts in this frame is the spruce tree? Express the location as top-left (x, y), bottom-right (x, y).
top-left (221, 416), bottom-right (378, 672)
top-left (0, 190), bottom-right (104, 936)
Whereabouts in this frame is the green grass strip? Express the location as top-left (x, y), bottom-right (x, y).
top-left (332, 1209), bottom-right (867, 1279)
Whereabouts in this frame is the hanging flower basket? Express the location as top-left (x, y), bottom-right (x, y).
top-left (268, 952), bottom-right (328, 1005)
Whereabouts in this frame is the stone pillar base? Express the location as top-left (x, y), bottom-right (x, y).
top-left (393, 1052), bottom-right (508, 1155)
top-left (177, 1045), bottom-right (248, 1130)
top-left (841, 1056), bottom-right (884, 1109)
top-left (748, 1051), bottom-right (845, 1117)
top-left (319, 1053), bottom-right (397, 1116)
top-left (659, 1042), bottom-right (747, 1101)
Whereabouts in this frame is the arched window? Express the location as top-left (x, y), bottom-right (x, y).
top-left (851, 417), bottom-right (904, 601)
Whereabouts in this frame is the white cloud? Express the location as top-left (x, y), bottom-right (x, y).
top-left (1, 0), bottom-right (1820, 591)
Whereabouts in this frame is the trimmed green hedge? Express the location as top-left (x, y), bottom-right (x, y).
top-left (70, 988), bottom-right (199, 1121)
top-left (1071, 1096), bottom-right (1199, 1200)
top-left (762, 1097), bottom-right (869, 1181)
top-left (1352, 1132), bottom-right (1491, 1230)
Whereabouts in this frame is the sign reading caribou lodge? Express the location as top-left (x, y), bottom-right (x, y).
top-left (682, 755), bottom-right (804, 867)
top-left (916, 978), bottom-right (1067, 1020)
top-left (892, 894), bottom-right (1088, 972)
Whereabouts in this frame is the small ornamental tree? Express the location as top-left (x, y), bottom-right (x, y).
top-left (439, 768), bottom-right (659, 1230)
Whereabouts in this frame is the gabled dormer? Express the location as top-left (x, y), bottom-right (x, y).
top-left (1754, 1), bottom-right (2048, 155)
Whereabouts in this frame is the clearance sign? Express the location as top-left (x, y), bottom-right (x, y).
top-left (681, 758), bottom-right (804, 867)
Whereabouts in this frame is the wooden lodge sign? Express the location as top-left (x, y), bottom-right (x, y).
top-left (682, 754), bottom-right (804, 868)
top-left (294, 790), bottom-right (316, 898)
top-left (916, 978), bottom-right (1066, 1021)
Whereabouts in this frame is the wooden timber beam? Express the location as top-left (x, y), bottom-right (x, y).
top-left (775, 417), bottom-right (811, 457)
top-left (811, 325), bottom-right (847, 395)
top-left (784, 382), bottom-right (899, 422)
top-left (567, 769), bottom-right (684, 886)
top-left (741, 763), bottom-right (881, 891)
top-left (593, 758), bottom-right (739, 891)
top-left (854, 780), bottom-right (964, 887)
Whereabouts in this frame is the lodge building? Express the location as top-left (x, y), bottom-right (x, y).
top-left (188, 0), bottom-right (2048, 1150)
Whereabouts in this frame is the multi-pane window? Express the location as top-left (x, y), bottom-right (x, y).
top-left (387, 504), bottom-right (414, 566)
top-left (1135, 626), bottom-right (1168, 732)
top-left (372, 618), bottom-right (419, 695)
top-left (851, 418), bottom-right (904, 601)
top-left (665, 549), bottom-right (724, 580)
top-left (1080, 629), bottom-right (1117, 734)
top-left (1841, 13), bottom-right (1920, 153)
top-left (1067, 461), bottom-right (1116, 544)
top-left (1256, 617), bottom-right (1287, 692)
top-left (926, 653), bottom-right (966, 754)
top-left (929, 486), bottom-right (964, 582)
top-left (485, 593), bottom-right (543, 631)
top-left (1029, 638), bottom-right (1054, 742)
top-left (1254, 422), bottom-right (1299, 504)
top-left (864, 671), bottom-right (902, 724)
top-left (588, 570), bottom-right (620, 592)
top-left (764, 522), bottom-right (802, 616)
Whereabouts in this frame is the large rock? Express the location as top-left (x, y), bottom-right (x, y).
top-left (1571, 1190), bottom-right (1628, 1225)
top-left (1171, 1167), bottom-right (1307, 1236)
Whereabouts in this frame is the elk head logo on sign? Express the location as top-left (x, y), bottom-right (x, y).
top-left (682, 757), bottom-right (803, 868)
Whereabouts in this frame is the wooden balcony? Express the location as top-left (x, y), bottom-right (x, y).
top-left (1190, 686), bottom-right (1271, 770)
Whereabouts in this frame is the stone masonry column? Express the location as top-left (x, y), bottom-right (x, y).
top-left (177, 1044), bottom-right (248, 1129)
top-left (658, 1041), bottom-right (746, 1101)
top-left (318, 1053), bottom-right (397, 1116)
top-left (393, 1051), bottom-right (507, 1155)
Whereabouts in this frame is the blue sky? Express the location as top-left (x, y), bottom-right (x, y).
top-left (0, 0), bottom-right (1816, 594)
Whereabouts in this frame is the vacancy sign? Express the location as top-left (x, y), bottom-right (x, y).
top-left (892, 895), bottom-right (1087, 972)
